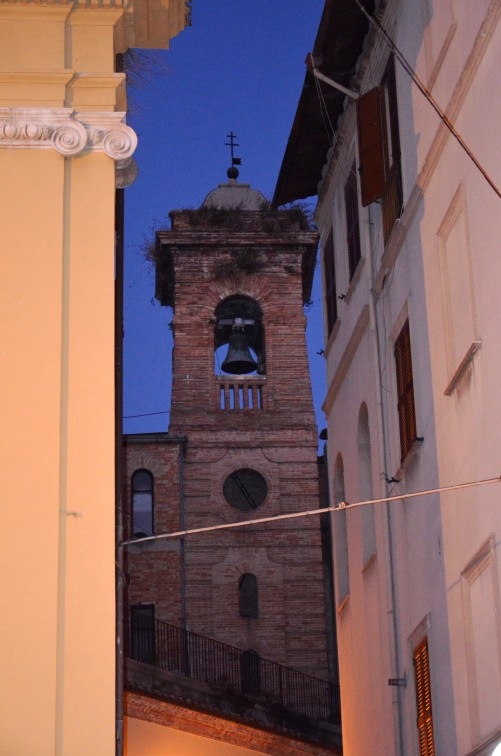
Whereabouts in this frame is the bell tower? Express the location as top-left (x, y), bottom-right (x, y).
top-left (129, 163), bottom-right (330, 681)
top-left (154, 168), bottom-right (329, 676)
top-left (158, 179), bottom-right (318, 437)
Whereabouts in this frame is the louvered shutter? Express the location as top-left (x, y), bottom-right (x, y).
top-left (413, 637), bottom-right (435, 756)
top-left (357, 86), bottom-right (388, 207)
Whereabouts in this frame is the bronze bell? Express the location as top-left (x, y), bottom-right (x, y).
top-left (221, 332), bottom-right (258, 375)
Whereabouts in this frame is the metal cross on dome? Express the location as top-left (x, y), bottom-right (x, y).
top-left (225, 131), bottom-right (242, 168)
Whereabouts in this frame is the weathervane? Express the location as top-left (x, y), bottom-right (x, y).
top-left (225, 131), bottom-right (242, 179)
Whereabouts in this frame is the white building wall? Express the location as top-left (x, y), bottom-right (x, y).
top-left (418, 2), bottom-right (501, 752)
top-left (317, 0), bottom-right (501, 754)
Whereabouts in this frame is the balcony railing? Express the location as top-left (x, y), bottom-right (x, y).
top-left (216, 375), bottom-right (266, 412)
top-left (127, 611), bottom-right (340, 724)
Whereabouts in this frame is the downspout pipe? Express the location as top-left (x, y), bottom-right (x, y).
top-left (178, 438), bottom-right (187, 631)
top-left (114, 180), bottom-right (125, 756)
top-left (366, 205), bottom-right (406, 755)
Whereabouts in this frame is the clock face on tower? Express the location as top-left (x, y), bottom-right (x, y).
top-left (223, 468), bottom-right (268, 511)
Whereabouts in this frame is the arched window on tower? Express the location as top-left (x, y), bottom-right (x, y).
top-left (131, 469), bottom-right (154, 538)
top-left (214, 296), bottom-right (266, 411)
top-left (239, 573), bottom-right (259, 618)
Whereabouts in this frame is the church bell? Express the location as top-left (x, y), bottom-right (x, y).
top-left (221, 331), bottom-right (258, 375)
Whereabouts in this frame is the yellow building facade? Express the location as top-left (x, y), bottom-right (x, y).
top-left (0, 2), bottom-right (188, 753)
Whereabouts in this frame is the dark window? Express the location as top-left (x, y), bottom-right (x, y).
top-left (223, 469), bottom-right (268, 511)
top-left (357, 55), bottom-right (403, 240)
top-left (240, 650), bottom-right (261, 697)
top-left (239, 573), bottom-right (258, 618)
top-left (130, 605), bottom-right (155, 663)
top-left (345, 163), bottom-right (362, 279)
top-left (323, 231), bottom-right (337, 335)
top-left (394, 320), bottom-right (417, 460)
top-left (131, 469), bottom-right (154, 538)
top-left (413, 637), bottom-right (435, 756)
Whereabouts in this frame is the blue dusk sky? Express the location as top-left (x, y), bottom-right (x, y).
top-left (122, 1), bottom-right (327, 438)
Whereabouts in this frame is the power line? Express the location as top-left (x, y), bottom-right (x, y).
top-left (352, 0), bottom-right (501, 199)
top-left (123, 410), bottom-right (170, 419)
top-left (121, 474), bottom-right (500, 546)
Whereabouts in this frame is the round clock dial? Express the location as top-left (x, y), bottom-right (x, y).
top-left (223, 468), bottom-right (268, 511)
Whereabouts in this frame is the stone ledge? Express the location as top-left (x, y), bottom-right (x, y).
top-left (125, 660), bottom-right (342, 755)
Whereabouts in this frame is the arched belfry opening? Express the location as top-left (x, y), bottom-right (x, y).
top-left (214, 295), bottom-right (265, 377)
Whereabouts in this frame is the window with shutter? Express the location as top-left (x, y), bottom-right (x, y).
top-left (345, 163), bottom-right (362, 279)
top-left (381, 55), bottom-right (403, 241)
top-left (394, 320), bottom-right (417, 460)
top-left (357, 86), bottom-right (388, 207)
top-left (323, 231), bottom-right (337, 336)
top-left (356, 55), bottom-right (403, 240)
top-left (413, 637), bottom-right (436, 756)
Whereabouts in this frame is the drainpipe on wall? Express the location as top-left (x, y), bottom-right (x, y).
top-left (178, 439), bottom-right (187, 631)
top-left (114, 180), bottom-right (125, 756)
top-left (366, 204), bottom-right (406, 755)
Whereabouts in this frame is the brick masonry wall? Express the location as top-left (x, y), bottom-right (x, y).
top-left (125, 690), bottom-right (341, 754)
top-left (125, 439), bottom-right (184, 628)
top-left (124, 209), bottom-right (331, 683)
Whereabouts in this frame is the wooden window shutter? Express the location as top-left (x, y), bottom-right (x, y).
top-left (357, 86), bottom-right (388, 207)
top-left (394, 320), bottom-right (417, 460)
top-left (413, 637), bottom-right (435, 756)
top-left (323, 231), bottom-right (337, 335)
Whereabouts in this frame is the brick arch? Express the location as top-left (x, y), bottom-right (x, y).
top-left (206, 279), bottom-right (272, 313)
top-left (126, 452), bottom-right (165, 478)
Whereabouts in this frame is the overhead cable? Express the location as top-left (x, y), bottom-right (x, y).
top-left (123, 410), bottom-right (170, 419)
top-left (121, 474), bottom-right (500, 546)
top-left (352, 0), bottom-right (501, 199)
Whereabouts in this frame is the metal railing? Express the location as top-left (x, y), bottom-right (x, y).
top-left (126, 611), bottom-right (340, 723)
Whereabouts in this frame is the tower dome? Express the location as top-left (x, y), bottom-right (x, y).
top-left (201, 169), bottom-right (267, 210)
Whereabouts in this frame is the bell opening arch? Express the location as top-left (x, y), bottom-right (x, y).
top-left (214, 295), bottom-right (265, 376)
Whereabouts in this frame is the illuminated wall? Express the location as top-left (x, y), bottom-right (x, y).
top-left (0, 1), bottom-right (188, 753)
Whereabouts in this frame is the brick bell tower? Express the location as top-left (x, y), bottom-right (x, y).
top-left (127, 162), bottom-right (330, 682)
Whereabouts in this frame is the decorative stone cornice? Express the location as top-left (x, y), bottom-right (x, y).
top-left (0, 108), bottom-right (137, 161)
top-left (79, 111), bottom-right (137, 159)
